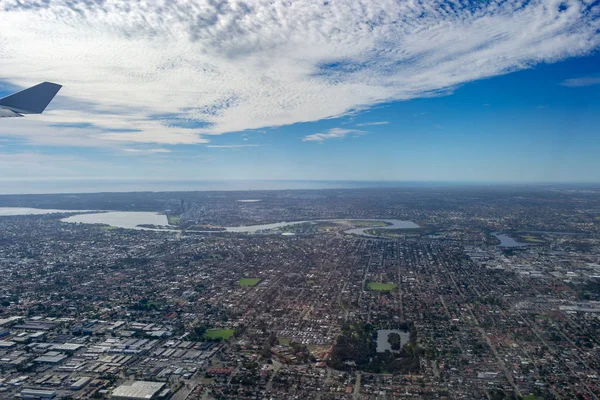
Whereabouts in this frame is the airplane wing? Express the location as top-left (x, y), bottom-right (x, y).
top-left (0, 82), bottom-right (62, 117)
top-left (0, 108), bottom-right (23, 118)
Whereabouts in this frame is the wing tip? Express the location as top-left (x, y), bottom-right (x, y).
top-left (0, 81), bottom-right (62, 114)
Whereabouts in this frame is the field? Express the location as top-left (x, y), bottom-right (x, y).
top-left (521, 235), bottom-right (546, 243)
top-left (238, 277), bottom-right (261, 286)
top-left (168, 216), bottom-right (181, 225)
top-left (365, 229), bottom-right (406, 238)
top-left (204, 328), bottom-right (235, 341)
top-left (367, 282), bottom-right (398, 291)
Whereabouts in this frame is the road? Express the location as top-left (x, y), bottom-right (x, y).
top-left (353, 371), bottom-right (361, 399)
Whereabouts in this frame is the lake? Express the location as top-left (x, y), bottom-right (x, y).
top-left (492, 233), bottom-right (529, 247)
top-left (376, 329), bottom-right (409, 353)
top-left (62, 212), bottom-right (169, 230)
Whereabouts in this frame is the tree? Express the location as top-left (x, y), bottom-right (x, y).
top-left (189, 325), bottom-right (207, 341)
top-left (388, 332), bottom-right (402, 351)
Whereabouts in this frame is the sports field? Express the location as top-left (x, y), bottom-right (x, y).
top-left (367, 282), bottom-right (398, 291)
top-left (238, 277), bottom-right (261, 286)
top-left (204, 328), bottom-right (235, 340)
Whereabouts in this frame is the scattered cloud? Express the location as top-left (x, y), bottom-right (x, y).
top-left (206, 144), bottom-right (260, 149)
top-left (355, 121), bottom-right (389, 127)
top-left (122, 148), bottom-right (172, 154)
top-left (303, 128), bottom-right (366, 142)
top-left (561, 77), bottom-right (600, 87)
top-left (0, 0), bottom-right (598, 147)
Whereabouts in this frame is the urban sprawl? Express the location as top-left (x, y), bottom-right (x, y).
top-left (0, 187), bottom-right (599, 399)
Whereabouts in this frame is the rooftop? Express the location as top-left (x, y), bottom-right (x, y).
top-left (111, 381), bottom-right (165, 399)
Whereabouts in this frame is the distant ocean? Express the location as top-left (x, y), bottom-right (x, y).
top-left (0, 180), bottom-right (590, 195)
top-left (0, 180), bottom-right (453, 195)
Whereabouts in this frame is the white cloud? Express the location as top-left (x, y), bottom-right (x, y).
top-left (303, 128), bottom-right (365, 142)
top-left (122, 148), bottom-right (172, 154)
top-left (0, 0), bottom-right (598, 146)
top-left (356, 121), bottom-right (389, 127)
top-left (206, 144), bottom-right (260, 148)
top-left (561, 76), bottom-right (600, 87)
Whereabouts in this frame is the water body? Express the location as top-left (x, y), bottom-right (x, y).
top-left (343, 219), bottom-right (420, 237)
top-left (376, 329), bottom-right (409, 353)
top-left (62, 212), bottom-right (169, 230)
top-left (492, 233), bottom-right (529, 247)
top-left (0, 208), bottom-right (418, 237)
top-left (225, 221), bottom-right (310, 233)
top-left (225, 219), bottom-right (419, 234)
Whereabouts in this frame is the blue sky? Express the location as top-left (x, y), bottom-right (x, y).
top-left (0, 0), bottom-right (599, 183)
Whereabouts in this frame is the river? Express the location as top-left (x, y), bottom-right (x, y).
top-left (0, 208), bottom-right (419, 237)
top-left (342, 219), bottom-right (420, 237)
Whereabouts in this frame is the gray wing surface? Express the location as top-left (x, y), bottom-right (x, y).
top-left (0, 108), bottom-right (23, 118)
top-left (0, 82), bottom-right (62, 115)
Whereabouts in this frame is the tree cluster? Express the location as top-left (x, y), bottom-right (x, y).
top-left (328, 322), bottom-right (421, 374)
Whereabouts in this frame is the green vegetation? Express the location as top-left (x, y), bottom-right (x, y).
top-left (328, 322), bottom-right (420, 374)
top-left (101, 225), bottom-right (119, 231)
top-left (168, 216), bottom-right (181, 225)
top-left (278, 337), bottom-right (291, 345)
top-left (190, 326), bottom-right (239, 342)
top-left (573, 279), bottom-right (600, 300)
top-left (364, 228), bottom-right (423, 238)
top-left (204, 328), bottom-right (235, 341)
top-left (189, 325), bottom-right (207, 341)
top-left (521, 235), bottom-right (546, 243)
top-left (129, 298), bottom-right (164, 312)
top-left (280, 222), bottom-right (318, 232)
top-left (238, 277), bottom-right (261, 286)
top-left (388, 332), bottom-right (402, 350)
top-left (288, 341), bottom-right (315, 363)
top-left (367, 282), bottom-right (397, 292)
top-left (315, 221), bottom-right (341, 231)
top-left (522, 395), bottom-right (544, 400)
